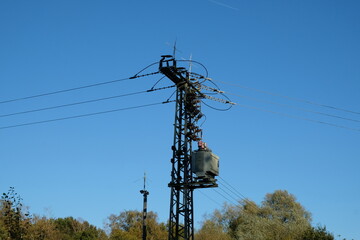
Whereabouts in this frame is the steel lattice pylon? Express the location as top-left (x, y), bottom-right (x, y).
top-left (159, 55), bottom-right (217, 240)
top-left (168, 85), bottom-right (194, 240)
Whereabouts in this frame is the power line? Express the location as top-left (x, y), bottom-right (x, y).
top-left (235, 103), bottom-right (360, 132)
top-left (212, 79), bottom-right (360, 115)
top-left (0, 71), bottom-right (159, 105)
top-left (0, 85), bottom-right (175, 118)
top-left (217, 177), bottom-right (261, 209)
top-left (198, 190), bottom-right (223, 208)
top-left (218, 186), bottom-right (241, 204)
top-left (226, 91), bottom-right (360, 123)
top-left (0, 101), bottom-right (173, 130)
top-left (216, 177), bottom-right (263, 215)
top-left (212, 188), bottom-right (238, 206)
top-left (0, 77), bottom-right (129, 104)
top-left (218, 177), bottom-right (248, 202)
top-left (198, 81), bottom-right (360, 132)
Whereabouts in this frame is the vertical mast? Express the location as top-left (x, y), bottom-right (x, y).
top-left (140, 173), bottom-right (149, 240)
top-left (159, 55), bottom-right (218, 240)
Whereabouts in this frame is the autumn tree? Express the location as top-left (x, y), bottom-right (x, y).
top-left (195, 219), bottom-right (232, 240)
top-left (196, 190), bottom-right (333, 240)
top-left (26, 215), bottom-right (60, 240)
top-left (106, 210), bottom-right (167, 240)
top-left (250, 190), bottom-right (312, 240)
top-left (301, 226), bottom-right (334, 240)
top-left (23, 215), bottom-right (108, 240)
top-left (0, 187), bottom-right (31, 240)
top-left (50, 217), bottom-right (107, 240)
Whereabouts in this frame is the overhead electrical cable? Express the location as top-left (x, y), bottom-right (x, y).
top-left (178, 60), bottom-right (209, 78)
top-left (212, 79), bottom-right (360, 115)
top-left (217, 179), bottom-right (247, 202)
top-left (218, 176), bottom-right (248, 201)
top-left (130, 62), bottom-right (159, 79)
top-left (0, 71), bottom-right (159, 105)
top-left (0, 77), bottom-right (130, 104)
top-left (226, 91), bottom-right (360, 123)
top-left (198, 79), bottom-right (360, 132)
top-left (199, 83), bottom-right (235, 111)
top-left (0, 101), bottom-right (173, 130)
top-left (149, 76), bottom-right (166, 90)
top-left (0, 85), bottom-right (175, 118)
top-left (217, 176), bottom-right (259, 209)
top-left (217, 177), bottom-right (264, 214)
top-left (218, 186), bottom-right (241, 204)
top-left (235, 103), bottom-right (360, 132)
top-left (198, 190), bottom-right (223, 207)
top-left (212, 188), bottom-right (238, 206)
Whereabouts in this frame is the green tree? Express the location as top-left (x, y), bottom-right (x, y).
top-left (250, 190), bottom-right (312, 240)
top-left (301, 226), bottom-right (334, 240)
top-left (53, 217), bottom-right (107, 240)
top-left (109, 229), bottom-right (138, 240)
top-left (106, 210), bottom-right (167, 240)
top-left (195, 219), bottom-right (232, 240)
top-left (26, 215), bottom-right (60, 240)
top-left (197, 190), bottom-right (314, 240)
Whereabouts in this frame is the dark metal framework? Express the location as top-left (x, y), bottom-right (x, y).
top-left (140, 173), bottom-right (149, 240)
top-left (159, 55), bottom-right (217, 240)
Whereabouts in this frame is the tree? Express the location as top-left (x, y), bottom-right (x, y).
top-left (109, 229), bottom-right (138, 240)
top-left (197, 190), bottom-right (314, 240)
top-left (0, 187), bottom-right (31, 240)
top-left (301, 226), bottom-right (334, 240)
top-left (26, 215), bottom-right (60, 240)
top-left (195, 219), bottom-right (232, 240)
top-left (106, 210), bottom-right (167, 240)
top-left (25, 215), bottom-right (107, 240)
top-left (251, 190), bottom-right (312, 240)
top-left (52, 217), bottom-right (107, 240)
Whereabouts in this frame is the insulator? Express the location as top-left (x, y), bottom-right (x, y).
top-left (187, 94), bottom-right (196, 99)
top-left (187, 123), bottom-right (195, 130)
top-left (193, 109), bottom-right (201, 116)
top-left (195, 113), bottom-right (204, 121)
top-left (193, 137), bottom-right (202, 141)
top-left (189, 135), bottom-right (197, 141)
top-left (192, 99), bottom-right (201, 104)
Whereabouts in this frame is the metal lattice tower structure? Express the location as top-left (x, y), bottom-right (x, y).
top-left (159, 55), bottom-right (218, 240)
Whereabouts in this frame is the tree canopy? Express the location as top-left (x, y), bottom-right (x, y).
top-left (105, 210), bottom-right (167, 240)
top-left (1, 187), bottom-right (341, 240)
top-left (195, 190), bottom-right (335, 240)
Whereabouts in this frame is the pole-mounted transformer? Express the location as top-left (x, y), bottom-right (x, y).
top-left (159, 55), bottom-right (219, 240)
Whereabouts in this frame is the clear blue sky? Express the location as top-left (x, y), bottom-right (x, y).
top-left (1, 0), bottom-right (359, 239)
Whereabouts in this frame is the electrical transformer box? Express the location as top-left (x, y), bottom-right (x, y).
top-left (192, 150), bottom-right (219, 178)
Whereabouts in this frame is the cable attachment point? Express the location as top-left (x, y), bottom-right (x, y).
top-left (203, 94), bottom-right (236, 105)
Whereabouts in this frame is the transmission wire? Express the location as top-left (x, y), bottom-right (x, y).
top-left (218, 176), bottom-right (248, 201)
top-left (0, 101), bottom-right (173, 130)
top-left (0, 71), bottom-right (159, 105)
top-left (212, 188), bottom-right (238, 206)
top-left (0, 85), bottom-right (175, 118)
top-left (235, 103), bottom-right (360, 132)
top-left (226, 91), bottom-right (360, 123)
top-left (212, 79), bottom-right (360, 115)
top-left (0, 77), bottom-right (130, 104)
top-left (198, 190), bottom-right (223, 208)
